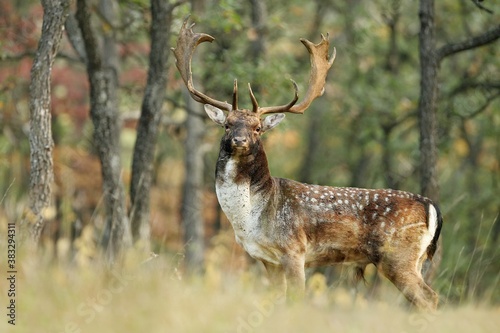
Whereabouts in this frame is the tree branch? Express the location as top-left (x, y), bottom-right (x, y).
top-left (64, 12), bottom-right (87, 64)
top-left (437, 24), bottom-right (500, 61)
top-left (457, 91), bottom-right (500, 119)
top-left (471, 0), bottom-right (494, 14)
top-left (449, 80), bottom-right (500, 96)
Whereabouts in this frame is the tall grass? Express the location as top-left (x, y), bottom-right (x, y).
top-left (1, 179), bottom-right (499, 333)
top-left (435, 214), bottom-right (500, 305)
top-left (0, 242), bottom-right (499, 333)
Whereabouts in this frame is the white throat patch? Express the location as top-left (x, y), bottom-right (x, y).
top-left (215, 158), bottom-right (273, 261)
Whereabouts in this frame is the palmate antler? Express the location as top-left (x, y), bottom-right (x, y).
top-left (172, 17), bottom-right (336, 115)
top-left (171, 18), bottom-right (232, 112)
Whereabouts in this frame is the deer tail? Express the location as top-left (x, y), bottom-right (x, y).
top-left (426, 203), bottom-right (443, 260)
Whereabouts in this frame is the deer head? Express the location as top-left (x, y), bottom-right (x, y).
top-left (172, 17), bottom-right (336, 156)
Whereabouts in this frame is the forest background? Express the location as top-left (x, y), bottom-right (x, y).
top-left (0, 0), bottom-right (499, 332)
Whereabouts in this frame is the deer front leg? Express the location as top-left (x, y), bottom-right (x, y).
top-left (263, 262), bottom-right (286, 297)
top-left (281, 254), bottom-right (306, 300)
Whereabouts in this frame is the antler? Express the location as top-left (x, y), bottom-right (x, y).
top-left (171, 18), bottom-right (232, 112)
top-left (250, 81), bottom-right (299, 114)
top-left (258, 34), bottom-right (336, 115)
top-left (172, 17), bottom-right (335, 116)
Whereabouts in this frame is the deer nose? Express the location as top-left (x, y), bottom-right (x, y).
top-left (232, 136), bottom-right (247, 146)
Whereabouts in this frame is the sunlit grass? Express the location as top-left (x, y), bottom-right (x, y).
top-left (0, 247), bottom-right (499, 333)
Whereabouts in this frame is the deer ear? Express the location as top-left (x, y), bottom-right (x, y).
top-left (204, 105), bottom-right (226, 126)
top-left (261, 114), bottom-right (285, 133)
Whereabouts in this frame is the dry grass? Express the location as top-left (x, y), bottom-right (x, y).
top-left (0, 249), bottom-right (499, 333)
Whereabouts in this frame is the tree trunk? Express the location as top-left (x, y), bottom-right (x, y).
top-left (248, 0), bottom-right (266, 64)
top-left (76, 0), bottom-right (131, 264)
top-left (418, 0), bottom-right (439, 202)
top-left (26, 0), bottom-right (69, 243)
top-left (181, 94), bottom-right (206, 273)
top-left (298, 111), bottom-right (322, 184)
top-left (130, 0), bottom-right (175, 248)
top-left (297, 0), bottom-right (327, 184)
top-left (418, 0), bottom-right (442, 284)
top-left (384, 0), bottom-right (401, 73)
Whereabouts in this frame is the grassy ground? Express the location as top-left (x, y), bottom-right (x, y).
top-left (1, 251), bottom-right (499, 333)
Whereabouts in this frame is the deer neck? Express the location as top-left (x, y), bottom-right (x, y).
top-left (215, 141), bottom-right (275, 228)
top-left (216, 141), bottom-right (274, 193)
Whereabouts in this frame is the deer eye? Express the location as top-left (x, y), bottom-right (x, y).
top-left (255, 127), bottom-right (261, 133)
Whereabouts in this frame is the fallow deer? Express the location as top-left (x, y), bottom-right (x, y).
top-left (172, 18), bottom-right (443, 310)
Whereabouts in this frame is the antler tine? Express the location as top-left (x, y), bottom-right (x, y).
top-left (172, 17), bottom-right (232, 112)
top-left (254, 80), bottom-right (299, 115)
top-left (232, 79), bottom-right (238, 111)
top-left (248, 83), bottom-right (259, 113)
top-left (259, 34), bottom-right (335, 115)
top-left (288, 34), bottom-right (336, 114)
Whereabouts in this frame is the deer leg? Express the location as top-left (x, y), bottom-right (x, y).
top-left (263, 262), bottom-right (286, 293)
top-left (379, 260), bottom-right (438, 310)
top-left (281, 254), bottom-right (306, 300)
top-left (419, 279), bottom-right (439, 309)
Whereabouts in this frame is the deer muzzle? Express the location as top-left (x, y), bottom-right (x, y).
top-left (231, 136), bottom-right (249, 149)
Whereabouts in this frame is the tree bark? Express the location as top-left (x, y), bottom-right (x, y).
top-left (181, 93), bottom-right (206, 273)
top-left (76, 0), bottom-right (131, 264)
top-left (248, 0), bottom-right (266, 64)
top-left (418, 0), bottom-right (439, 202)
top-left (298, 0), bottom-right (328, 184)
top-left (129, 0), bottom-right (176, 247)
top-left (27, 0), bottom-right (70, 243)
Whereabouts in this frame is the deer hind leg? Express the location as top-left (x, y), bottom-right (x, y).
top-left (263, 262), bottom-right (286, 294)
top-left (379, 258), bottom-right (438, 310)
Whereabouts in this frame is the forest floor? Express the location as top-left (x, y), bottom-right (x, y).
top-left (0, 250), bottom-right (498, 333)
